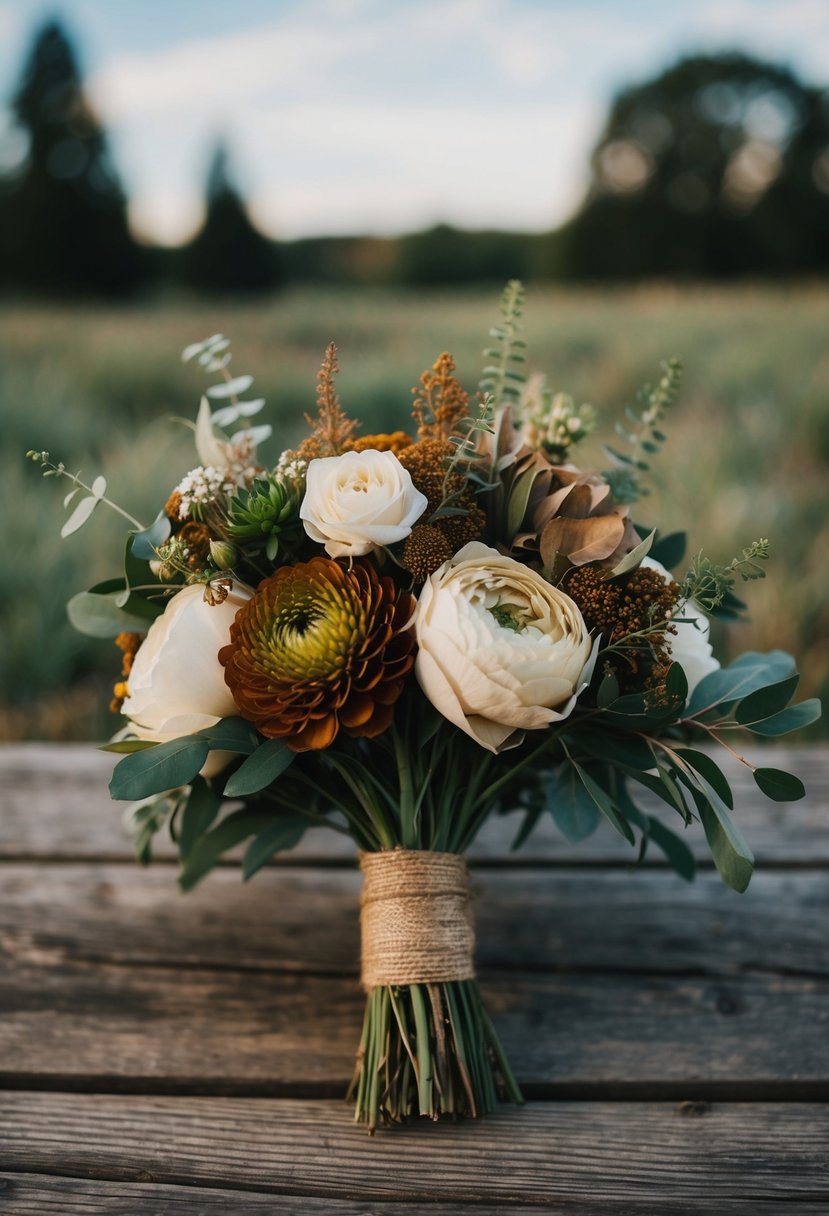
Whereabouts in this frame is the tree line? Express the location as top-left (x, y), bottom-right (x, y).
top-left (1, 20), bottom-right (828, 296)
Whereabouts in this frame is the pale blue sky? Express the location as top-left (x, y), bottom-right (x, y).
top-left (1, 0), bottom-right (827, 243)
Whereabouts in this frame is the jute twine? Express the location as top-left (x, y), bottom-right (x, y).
top-left (358, 849), bottom-right (475, 990)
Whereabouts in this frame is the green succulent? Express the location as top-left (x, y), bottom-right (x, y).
top-left (227, 475), bottom-right (302, 562)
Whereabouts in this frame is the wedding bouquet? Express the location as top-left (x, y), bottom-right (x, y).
top-left (30, 281), bottom-right (820, 1131)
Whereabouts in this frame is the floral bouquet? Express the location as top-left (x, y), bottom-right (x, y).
top-left (30, 281), bottom-right (820, 1132)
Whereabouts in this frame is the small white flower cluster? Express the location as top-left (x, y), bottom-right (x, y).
top-left (274, 450), bottom-right (308, 487)
top-left (174, 466), bottom-right (233, 518)
top-left (520, 375), bottom-right (596, 459)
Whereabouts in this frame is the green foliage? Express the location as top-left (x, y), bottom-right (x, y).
top-left (603, 357), bottom-right (683, 503)
top-left (109, 717), bottom-right (261, 801)
top-left (177, 808), bottom-right (278, 892)
top-left (479, 279), bottom-right (527, 408)
top-left (681, 539), bottom-right (770, 613)
top-left (224, 740), bottom-right (295, 797)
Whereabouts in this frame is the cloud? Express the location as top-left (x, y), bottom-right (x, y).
top-left (79, 0), bottom-right (829, 245)
top-left (89, 15), bottom-right (366, 120)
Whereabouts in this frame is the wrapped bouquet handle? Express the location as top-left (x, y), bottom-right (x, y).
top-left (359, 849), bottom-right (475, 989)
top-left (351, 848), bottom-right (523, 1130)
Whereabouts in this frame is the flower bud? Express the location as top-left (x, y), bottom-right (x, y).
top-left (209, 539), bottom-right (237, 570)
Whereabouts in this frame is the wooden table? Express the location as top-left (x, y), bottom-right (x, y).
top-left (1, 743), bottom-right (827, 1213)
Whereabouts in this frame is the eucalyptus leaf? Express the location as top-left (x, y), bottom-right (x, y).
top-left (646, 816), bottom-right (696, 881)
top-left (576, 729), bottom-right (655, 772)
top-left (67, 590), bottom-right (152, 639)
top-left (131, 511), bottom-right (172, 561)
top-left (573, 761), bottom-right (636, 844)
top-left (224, 739), bottom-right (294, 797)
top-left (232, 424), bottom-right (271, 447)
top-left (195, 717), bottom-right (261, 755)
top-left (631, 769), bottom-right (691, 821)
top-left (694, 790), bottom-right (754, 893)
top-left (664, 661), bottom-right (688, 707)
top-left (91, 474), bottom-right (107, 498)
top-left (545, 764), bottom-right (601, 842)
top-left (752, 767), bottom-right (806, 802)
top-left (735, 674), bottom-right (799, 726)
top-left (110, 738), bottom-right (209, 801)
top-left (178, 778), bottom-right (221, 859)
top-left (211, 398), bottom-right (265, 428)
top-left (596, 670), bottom-right (620, 709)
top-left (178, 808), bottom-right (276, 891)
top-left (684, 651), bottom-right (796, 718)
top-left (99, 739), bottom-right (156, 754)
top-left (61, 494), bottom-right (98, 538)
top-left (242, 816), bottom-right (307, 880)
top-left (673, 747), bottom-right (734, 808)
top-left (745, 699), bottom-right (821, 737)
top-left (206, 374), bottom-right (254, 399)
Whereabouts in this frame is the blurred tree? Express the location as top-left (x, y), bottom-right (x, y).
top-left (556, 53), bottom-right (829, 278)
top-left (0, 19), bottom-right (146, 295)
top-left (178, 144), bottom-right (279, 294)
top-left (395, 223), bottom-right (537, 286)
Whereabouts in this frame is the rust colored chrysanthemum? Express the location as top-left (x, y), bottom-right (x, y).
top-left (220, 557), bottom-right (416, 751)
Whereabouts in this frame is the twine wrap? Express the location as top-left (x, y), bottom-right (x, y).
top-left (359, 849), bottom-right (475, 990)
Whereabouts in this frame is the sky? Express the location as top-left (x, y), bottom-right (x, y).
top-left (1, 0), bottom-right (828, 245)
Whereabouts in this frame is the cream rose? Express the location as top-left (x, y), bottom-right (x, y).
top-left (300, 449), bottom-right (427, 558)
top-left (414, 542), bottom-right (598, 753)
top-left (122, 582), bottom-right (252, 776)
top-left (642, 557), bottom-right (720, 695)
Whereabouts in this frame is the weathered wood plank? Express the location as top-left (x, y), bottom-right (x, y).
top-left (2, 1096), bottom-right (828, 1211)
top-left (2, 863), bottom-right (826, 977)
top-left (1, 743), bottom-right (827, 865)
top-left (0, 1175), bottom-right (579, 1216)
top-left (1, 953), bottom-right (826, 1093)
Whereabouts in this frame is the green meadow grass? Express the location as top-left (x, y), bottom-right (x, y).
top-left (3, 283), bottom-right (828, 739)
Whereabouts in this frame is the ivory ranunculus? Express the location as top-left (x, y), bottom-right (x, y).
top-left (300, 449), bottom-right (427, 558)
top-left (641, 558), bottom-right (720, 695)
top-left (414, 542), bottom-right (598, 753)
top-left (122, 583), bottom-right (252, 775)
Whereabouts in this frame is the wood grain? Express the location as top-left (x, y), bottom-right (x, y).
top-left (1, 863), bottom-right (827, 977)
top-left (1, 952), bottom-right (827, 1094)
top-left (2, 1096), bottom-right (828, 1212)
top-left (0, 1175), bottom-right (597, 1216)
top-left (1, 742), bottom-right (827, 865)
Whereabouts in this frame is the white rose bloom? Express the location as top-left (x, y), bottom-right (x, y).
top-left (122, 582), bottom-right (252, 777)
top-left (300, 449), bottom-right (428, 558)
top-left (642, 557), bottom-right (720, 695)
top-left (414, 542), bottom-right (598, 753)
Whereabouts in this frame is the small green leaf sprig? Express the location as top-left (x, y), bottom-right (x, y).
top-left (680, 539), bottom-right (770, 612)
top-left (479, 278), bottom-right (527, 408)
top-left (603, 357), bottom-right (683, 503)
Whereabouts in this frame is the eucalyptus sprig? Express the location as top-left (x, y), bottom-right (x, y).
top-left (26, 450), bottom-right (145, 535)
top-left (182, 333), bottom-right (272, 450)
top-left (603, 357), bottom-right (683, 504)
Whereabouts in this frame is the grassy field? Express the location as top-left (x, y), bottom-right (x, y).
top-left (3, 283), bottom-right (828, 740)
